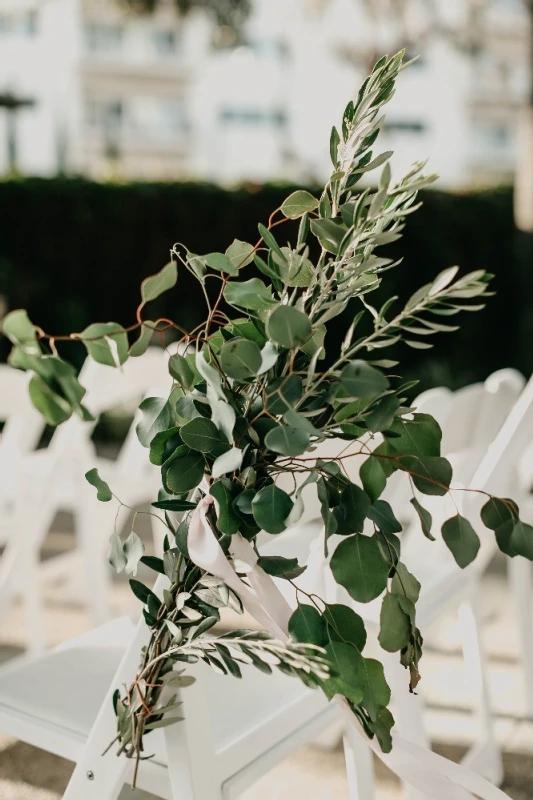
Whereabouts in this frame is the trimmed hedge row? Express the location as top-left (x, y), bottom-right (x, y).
top-left (0, 178), bottom-right (525, 392)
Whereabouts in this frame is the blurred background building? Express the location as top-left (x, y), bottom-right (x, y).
top-left (0, 0), bottom-right (530, 187)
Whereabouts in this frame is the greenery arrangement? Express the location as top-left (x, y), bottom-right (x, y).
top-left (2, 51), bottom-right (531, 778)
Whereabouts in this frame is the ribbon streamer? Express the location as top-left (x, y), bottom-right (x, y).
top-left (187, 483), bottom-right (511, 800)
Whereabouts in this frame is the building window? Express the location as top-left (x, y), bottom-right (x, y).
top-left (86, 98), bottom-right (124, 130)
top-left (153, 29), bottom-right (178, 57)
top-left (249, 38), bottom-right (288, 61)
top-left (384, 121), bottom-right (427, 134)
top-left (85, 23), bottom-right (124, 53)
top-left (158, 100), bottom-right (188, 134)
top-left (473, 121), bottom-right (512, 150)
top-left (220, 108), bottom-right (287, 127)
top-left (0, 11), bottom-right (38, 36)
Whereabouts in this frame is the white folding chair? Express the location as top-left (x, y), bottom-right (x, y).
top-left (0, 349), bottom-right (171, 652)
top-left (273, 372), bottom-right (527, 799)
top-left (0, 563), bottom-right (346, 800)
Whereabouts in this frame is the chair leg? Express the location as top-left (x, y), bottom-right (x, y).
top-left (343, 724), bottom-right (376, 800)
top-left (382, 651), bottom-right (431, 800)
top-left (508, 557), bottom-right (533, 716)
top-left (458, 596), bottom-right (504, 786)
top-left (75, 480), bottom-right (113, 626)
top-left (23, 547), bottom-right (46, 655)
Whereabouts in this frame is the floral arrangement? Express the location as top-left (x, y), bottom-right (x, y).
top-left (3, 51), bottom-right (530, 781)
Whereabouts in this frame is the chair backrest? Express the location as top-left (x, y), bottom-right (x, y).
top-left (412, 386), bottom-right (453, 423)
top-left (469, 368), bottom-right (526, 451)
top-left (0, 365), bottom-right (44, 458)
top-left (466, 372), bottom-right (533, 571)
top-left (48, 348), bottom-right (172, 463)
top-left (439, 383), bottom-right (485, 454)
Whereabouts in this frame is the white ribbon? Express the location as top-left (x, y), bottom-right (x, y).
top-left (187, 482), bottom-right (511, 800)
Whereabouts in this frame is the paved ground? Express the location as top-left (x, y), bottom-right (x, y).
top-left (1, 518), bottom-right (533, 798)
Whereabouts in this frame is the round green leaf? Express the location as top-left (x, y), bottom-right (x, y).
top-left (323, 604), bottom-right (367, 651)
top-left (481, 497), bottom-right (518, 531)
top-left (333, 482), bottom-right (371, 535)
top-left (510, 520), bottom-right (533, 560)
top-left (323, 640), bottom-right (365, 704)
top-left (331, 534), bottom-right (390, 603)
top-left (2, 309), bottom-right (38, 348)
top-left (266, 375), bottom-right (303, 415)
top-left (225, 239), bottom-right (255, 269)
top-left (136, 397), bottom-right (173, 448)
top-left (264, 424), bottom-right (310, 457)
top-left (280, 190), bottom-right (319, 219)
top-left (301, 324), bottom-right (326, 358)
top-left (367, 500), bottom-right (402, 534)
top-left (169, 353), bottom-right (196, 390)
top-left (204, 252), bottom-right (238, 276)
top-left (288, 604), bottom-right (328, 646)
top-left (141, 261), bottom-right (177, 303)
top-left (391, 562), bottom-right (421, 604)
top-left (163, 452), bottom-right (205, 494)
top-left (252, 484), bottom-right (294, 534)
top-left (212, 447), bottom-right (243, 479)
top-left (398, 455), bottom-right (452, 496)
top-left (441, 513), bottom-right (481, 568)
top-left (220, 337), bottom-right (262, 381)
top-left (28, 375), bottom-right (71, 426)
top-left (278, 248), bottom-right (315, 287)
top-left (180, 417), bottom-right (225, 453)
top-left (80, 322), bottom-right (129, 367)
top-left (266, 305), bottom-right (312, 349)
top-left (339, 361), bottom-right (389, 398)
top-left (224, 278), bottom-right (275, 312)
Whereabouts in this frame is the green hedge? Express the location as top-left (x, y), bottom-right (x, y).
top-left (0, 178), bottom-right (525, 392)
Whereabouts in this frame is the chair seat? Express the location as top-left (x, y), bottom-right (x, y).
top-left (0, 616), bottom-right (331, 772)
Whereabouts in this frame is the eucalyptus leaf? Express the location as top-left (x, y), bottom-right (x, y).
top-left (265, 424), bottom-right (310, 457)
top-left (169, 353), bottom-right (195, 390)
top-left (136, 397), bottom-right (174, 448)
top-left (252, 484), bottom-right (294, 534)
top-left (29, 375), bottom-right (71, 426)
top-left (85, 468), bottom-right (113, 502)
top-left (180, 417), bottom-right (226, 454)
top-left (266, 305), bottom-right (312, 349)
top-left (441, 514), bottom-right (481, 568)
top-left (163, 452), bottom-right (205, 494)
top-left (224, 278), bottom-right (275, 312)
top-left (280, 190), bottom-right (319, 218)
top-left (410, 497), bottom-right (435, 541)
top-left (204, 252), bottom-right (238, 276)
top-left (225, 239), bottom-right (255, 269)
top-left (339, 361), bottom-right (389, 398)
top-left (80, 322), bottom-right (129, 367)
top-left (123, 531), bottom-right (145, 576)
top-left (212, 447), bottom-right (243, 479)
top-left (141, 261), bottom-right (177, 303)
top-left (331, 534), bottom-right (390, 603)
top-left (108, 533), bottom-right (127, 573)
top-left (379, 593), bottom-right (412, 652)
top-left (220, 337), bottom-right (262, 380)
top-left (256, 555), bottom-right (307, 580)
top-left (129, 323), bottom-right (155, 357)
top-left (289, 604), bottom-right (328, 646)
